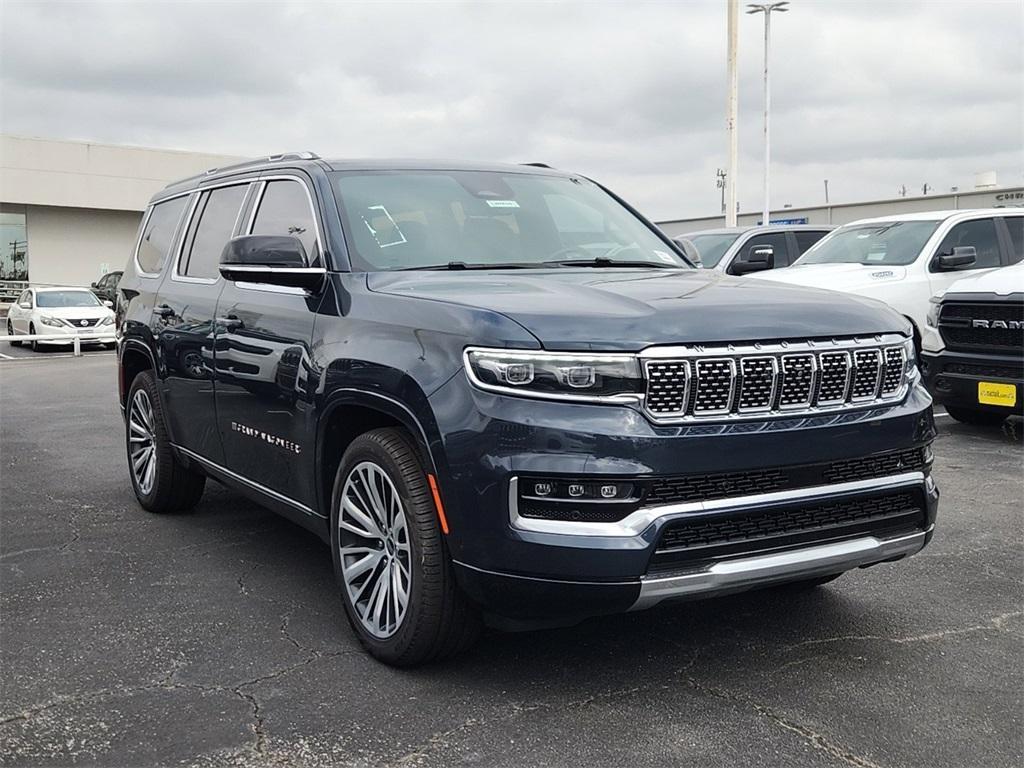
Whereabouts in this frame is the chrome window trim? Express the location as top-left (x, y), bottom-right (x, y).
top-left (171, 180), bottom-right (254, 285)
top-left (509, 471), bottom-right (927, 538)
top-left (244, 175), bottom-right (325, 261)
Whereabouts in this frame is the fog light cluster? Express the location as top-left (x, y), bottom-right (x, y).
top-left (523, 479), bottom-right (636, 502)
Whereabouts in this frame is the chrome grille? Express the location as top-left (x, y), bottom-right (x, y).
top-left (779, 354), bottom-right (816, 408)
top-left (642, 335), bottom-right (910, 422)
top-left (645, 360), bottom-right (689, 415)
top-left (737, 357), bottom-right (776, 412)
top-left (817, 352), bottom-right (851, 405)
top-left (851, 349), bottom-right (882, 400)
top-left (693, 359), bottom-right (735, 414)
top-left (881, 347), bottom-right (905, 394)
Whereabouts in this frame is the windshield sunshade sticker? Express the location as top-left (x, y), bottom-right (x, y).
top-left (362, 205), bottom-right (408, 248)
top-left (485, 200), bottom-right (520, 208)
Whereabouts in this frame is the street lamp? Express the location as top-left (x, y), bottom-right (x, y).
top-left (747, 1), bottom-right (789, 226)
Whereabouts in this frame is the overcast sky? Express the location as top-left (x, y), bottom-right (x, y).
top-left (1, 0), bottom-right (1021, 220)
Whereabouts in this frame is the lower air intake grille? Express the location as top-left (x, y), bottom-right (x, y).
top-left (654, 489), bottom-right (925, 566)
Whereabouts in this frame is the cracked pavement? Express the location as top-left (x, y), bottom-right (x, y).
top-left (2, 354), bottom-right (1022, 767)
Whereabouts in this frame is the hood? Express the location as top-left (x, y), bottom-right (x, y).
top-left (367, 268), bottom-right (909, 350)
top-left (939, 263), bottom-right (1024, 298)
top-left (747, 263), bottom-right (909, 291)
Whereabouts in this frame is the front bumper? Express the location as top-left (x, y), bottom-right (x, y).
top-left (922, 348), bottom-right (1023, 415)
top-left (32, 323), bottom-right (115, 344)
top-left (431, 374), bottom-right (938, 624)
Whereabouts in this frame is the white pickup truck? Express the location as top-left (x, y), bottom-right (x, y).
top-left (748, 209), bottom-right (1024, 352)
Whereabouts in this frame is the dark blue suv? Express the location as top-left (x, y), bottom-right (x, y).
top-left (116, 154), bottom-right (938, 665)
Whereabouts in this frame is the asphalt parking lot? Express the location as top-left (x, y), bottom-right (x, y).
top-left (1, 353), bottom-right (1021, 768)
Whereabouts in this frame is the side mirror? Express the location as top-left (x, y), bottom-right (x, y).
top-left (90, 282), bottom-right (98, 289)
top-left (19, 302), bottom-right (31, 310)
top-left (219, 235), bottom-right (325, 291)
top-left (936, 245), bottom-right (977, 271)
top-left (103, 300), bottom-right (114, 308)
top-left (731, 245), bottom-right (773, 275)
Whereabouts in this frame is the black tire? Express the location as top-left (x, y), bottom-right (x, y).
top-left (330, 428), bottom-right (480, 666)
top-left (126, 371), bottom-right (206, 513)
top-left (945, 405), bottom-right (1008, 426)
top-left (7, 320), bottom-right (20, 346)
top-left (29, 323), bottom-right (39, 352)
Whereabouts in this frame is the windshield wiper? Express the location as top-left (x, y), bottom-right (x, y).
top-left (399, 262), bottom-right (540, 271)
top-left (545, 257), bottom-right (677, 269)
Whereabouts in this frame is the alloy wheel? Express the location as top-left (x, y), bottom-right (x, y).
top-left (338, 461), bottom-right (412, 639)
top-left (128, 388), bottom-right (157, 495)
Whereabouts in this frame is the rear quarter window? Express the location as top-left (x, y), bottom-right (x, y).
top-left (136, 196), bottom-right (189, 275)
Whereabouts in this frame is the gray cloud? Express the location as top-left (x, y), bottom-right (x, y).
top-left (1, 0), bottom-right (1021, 219)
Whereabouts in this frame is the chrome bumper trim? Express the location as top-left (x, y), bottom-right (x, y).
top-left (630, 526), bottom-right (931, 611)
top-left (510, 471), bottom-right (927, 538)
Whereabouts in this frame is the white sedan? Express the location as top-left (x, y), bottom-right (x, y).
top-left (6, 286), bottom-right (116, 351)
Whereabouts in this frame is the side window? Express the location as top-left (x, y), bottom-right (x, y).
top-left (19, 290), bottom-right (31, 306)
top-left (181, 185), bottom-right (248, 280)
top-left (933, 218), bottom-right (1001, 269)
top-left (736, 232), bottom-right (789, 271)
top-left (794, 231), bottom-right (829, 258)
top-left (137, 196), bottom-right (189, 275)
top-left (251, 180), bottom-right (319, 262)
top-left (1002, 216), bottom-right (1023, 263)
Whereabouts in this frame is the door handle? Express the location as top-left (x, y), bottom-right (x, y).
top-left (154, 304), bottom-right (175, 318)
top-left (217, 315), bottom-right (243, 331)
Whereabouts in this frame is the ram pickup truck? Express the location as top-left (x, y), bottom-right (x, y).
top-left (748, 210), bottom-right (1023, 353)
top-left (116, 155), bottom-right (938, 665)
top-left (922, 263), bottom-right (1024, 424)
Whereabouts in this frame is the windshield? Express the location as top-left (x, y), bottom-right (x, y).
top-left (796, 221), bottom-right (940, 267)
top-left (332, 171), bottom-right (689, 271)
top-left (35, 291), bottom-right (103, 308)
top-left (687, 233), bottom-right (742, 268)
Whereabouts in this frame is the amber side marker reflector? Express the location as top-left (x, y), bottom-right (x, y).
top-left (427, 474), bottom-right (450, 535)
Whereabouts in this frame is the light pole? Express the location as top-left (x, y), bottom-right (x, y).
top-left (725, 0), bottom-right (739, 226)
top-left (747, 1), bottom-right (788, 226)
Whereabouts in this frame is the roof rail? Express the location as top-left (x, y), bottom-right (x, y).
top-left (199, 151), bottom-right (322, 178)
top-left (521, 162), bottom-right (553, 169)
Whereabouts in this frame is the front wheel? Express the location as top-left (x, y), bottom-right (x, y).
top-left (330, 428), bottom-right (480, 666)
top-left (945, 405), bottom-right (1008, 426)
top-left (126, 371), bottom-right (206, 513)
top-left (7, 320), bottom-right (20, 346)
top-left (28, 323), bottom-right (39, 352)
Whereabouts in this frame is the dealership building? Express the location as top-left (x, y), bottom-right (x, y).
top-left (1, 133), bottom-right (1022, 286)
top-left (0, 134), bottom-right (240, 286)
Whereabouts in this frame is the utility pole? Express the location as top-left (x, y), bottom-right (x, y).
top-left (747, 1), bottom-right (789, 226)
top-left (823, 179), bottom-right (829, 204)
top-left (725, 0), bottom-right (739, 226)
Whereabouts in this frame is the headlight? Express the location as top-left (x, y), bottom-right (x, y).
top-left (925, 296), bottom-right (942, 328)
top-left (39, 315), bottom-right (64, 328)
top-left (464, 348), bottom-right (643, 402)
top-left (903, 336), bottom-right (920, 383)
top-left (99, 315), bottom-right (114, 326)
